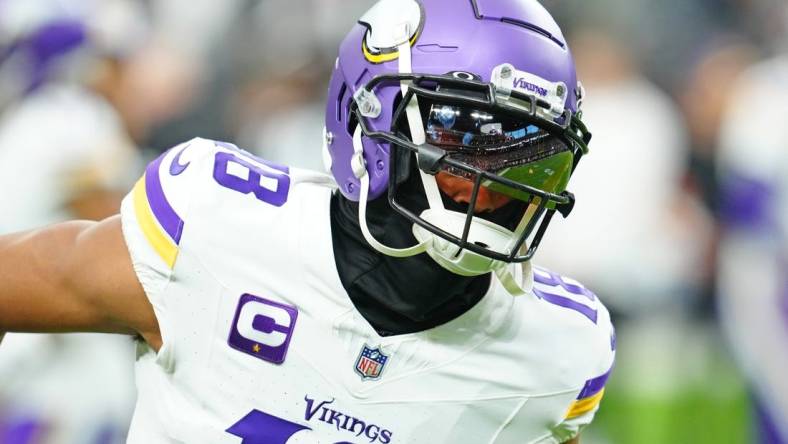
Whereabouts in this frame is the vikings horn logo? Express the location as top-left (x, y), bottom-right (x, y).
top-left (358, 0), bottom-right (424, 64)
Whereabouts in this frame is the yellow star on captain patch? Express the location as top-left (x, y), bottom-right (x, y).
top-left (252, 344), bottom-right (261, 353)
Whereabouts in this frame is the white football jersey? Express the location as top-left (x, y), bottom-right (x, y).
top-left (120, 138), bottom-right (615, 444)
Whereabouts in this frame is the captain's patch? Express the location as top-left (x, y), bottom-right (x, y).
top-left (228, 293), bottom-right (298, 364)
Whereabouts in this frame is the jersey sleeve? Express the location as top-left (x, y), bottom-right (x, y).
top-left (119, 137), bottom-right (215, 319)
top-left (545, 303), bottom-right (616, 443)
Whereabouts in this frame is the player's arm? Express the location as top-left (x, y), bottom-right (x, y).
top-left (0, 216), bottom-right (161, 349)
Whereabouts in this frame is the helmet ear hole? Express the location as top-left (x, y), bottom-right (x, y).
top-left (336, 82), bottom-right (348, 123)
top-left (391, 92), bottom-right (411, 140)
top-left (393, 144), bottom-right (413, 187)
top-left (389, 91), bottom-right (414, 188)
top-left (346, 110), bottom-right (359, 137)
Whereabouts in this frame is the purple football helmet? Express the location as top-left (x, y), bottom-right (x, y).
top-left (323, 0), bottom-right (591, 286)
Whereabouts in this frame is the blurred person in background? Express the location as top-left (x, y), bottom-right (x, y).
top-left (137, 0), bottom-right (247, 149)
top-left (232, 0), bottom-right (373, 171)
top-left (716, 10), bottom-right (788, 442)
top-left (0, 0), bottom-right (140, 231)
top-left (679, 38), bottom-right (757, 297)
top-left (0, 1), bottom-right (199, 443)
top-left (0, 0), bottom-right (138, 439)
top-left (538, 29), bottom-right (706, 314)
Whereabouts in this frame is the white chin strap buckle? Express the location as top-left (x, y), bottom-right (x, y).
top-left (411, 209), bottom-right (534, 296)
top-left (412, 209), bottom-right (510, 276)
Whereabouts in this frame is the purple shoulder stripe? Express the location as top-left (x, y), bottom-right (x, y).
top-left (755, 398), bottom-right (788, 444)
top-left (577, 366), bottom-right (613, 399)
top-left (145, 149), bottom-right (185, 244)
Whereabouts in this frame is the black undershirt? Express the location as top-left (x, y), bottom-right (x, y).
top-left (330, 190), bottom-right (491, 337)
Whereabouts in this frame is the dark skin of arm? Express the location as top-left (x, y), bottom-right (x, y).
top-left (0, 214), bottom-right (582, 443)
top-left (0, 216), bottom-right (161, 351)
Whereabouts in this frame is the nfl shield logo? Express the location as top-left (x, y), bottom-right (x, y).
top-left (354, 344), bottom-right (389, 380)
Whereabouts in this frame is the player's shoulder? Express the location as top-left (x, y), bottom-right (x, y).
top-left (524, 264), bottom-right (615, 374)
top-left (530, 265), bottom-right (613, 332)
top-left (142, 137), bottom-right (334, 214)
top-left (119, 138), bottom-right (335, 274)
top-left (513, 265), bottom-right (615, 416)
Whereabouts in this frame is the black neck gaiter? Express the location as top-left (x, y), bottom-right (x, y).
top-left (329, 189), bottom-right (491, 337)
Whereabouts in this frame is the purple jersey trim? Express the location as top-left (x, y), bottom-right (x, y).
top-left (782, 286), bottom-right (788, 334)
top-left (780, 263), bottom-right (788, 334)
top-left (721, 173), bottom-right (775, 231)
top-left (1, 416), bottom-right (45, 444)
top-left (145, 150), bottom-right (185, 244)
top-left (755, 397), bottom-right (788, 444)
top-left (533, 287), bottom-right (598, 323)
top-left (610, 326), bottom-right (617, 351)
top-left (577, 366), bottom-right (613, 399)
top-left (91, 422), bottom-right (118, 444)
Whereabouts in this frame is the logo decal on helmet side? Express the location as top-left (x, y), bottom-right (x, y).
top-left (354, 344), bottom-right (389, 380)
top-left (358, 0), bottom-right (424, 64)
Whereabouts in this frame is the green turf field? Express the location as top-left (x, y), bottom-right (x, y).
top-left (587, 320), bottom-right (753, 444)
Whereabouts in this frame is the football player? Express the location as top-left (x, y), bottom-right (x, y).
top-left (716, 49), bottom-right (788, 442)
top-left (0, 1), bottom-right (615, 443)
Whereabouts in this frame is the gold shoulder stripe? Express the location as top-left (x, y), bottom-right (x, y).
top-left (565, 388), bottom-right (605, 419)
top-left (132, 176), bottom-right (179, 269)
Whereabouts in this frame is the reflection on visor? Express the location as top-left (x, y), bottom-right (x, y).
top-left (425, 103), bottom-right (542, 151)
top-left (422, 101), bottom-right (574, 203)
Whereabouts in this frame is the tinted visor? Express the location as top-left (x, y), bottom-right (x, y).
top-left (420, 99), bottom-right (574, 204)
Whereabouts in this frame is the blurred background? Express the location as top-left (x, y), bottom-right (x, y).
top-left (0, 0), bottom-right (785, 443)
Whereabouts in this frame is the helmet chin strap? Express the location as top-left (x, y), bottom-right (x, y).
top-left (396, 31), bottom-right (445, 212)
top-left (352, 30), bottom-right (533, 295)
top-left (352, 126), bottom-right (428, 257)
